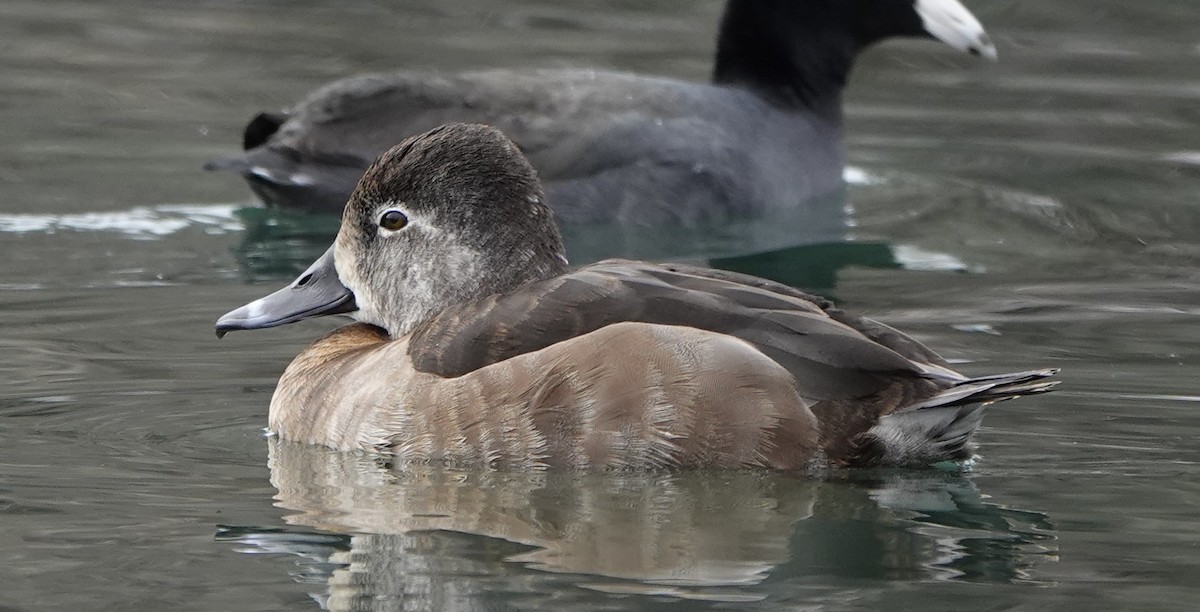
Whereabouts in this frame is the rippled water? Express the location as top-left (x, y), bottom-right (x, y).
top-left (3, 0), bottom-right (1199, 609)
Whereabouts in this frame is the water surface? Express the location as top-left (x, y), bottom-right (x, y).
top-left (3, 0), bottom-right (1199, 609)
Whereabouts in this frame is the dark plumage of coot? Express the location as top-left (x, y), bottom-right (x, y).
top-left (205, 0), bottom-right (995, 227)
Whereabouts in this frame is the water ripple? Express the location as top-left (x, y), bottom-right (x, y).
top-left (0, 203), bottom-right (242, 238)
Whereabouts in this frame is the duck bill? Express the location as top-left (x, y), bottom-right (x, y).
top-left (915, 0), bottom-right (998, 60)
top-left (215, 246), bottom-right (357, 338)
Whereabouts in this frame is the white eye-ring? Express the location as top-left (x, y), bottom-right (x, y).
top-left (378, 209), bottom-right (409, 233)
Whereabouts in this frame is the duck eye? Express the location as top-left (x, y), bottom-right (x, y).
top-left (379, 210), bottom-right (409, 231)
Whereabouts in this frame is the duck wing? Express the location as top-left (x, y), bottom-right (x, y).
top-left (405, 260), bottom-right (1057, 466)
top-left (408, 260), bottom-right (943, 403)
top-left (646, 262), bottom-right (952, 368)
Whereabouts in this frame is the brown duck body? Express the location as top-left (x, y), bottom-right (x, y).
top-left (269, 260), bottom-right (1054, 469)
top-left (273, 320), bottom-right (818, 470)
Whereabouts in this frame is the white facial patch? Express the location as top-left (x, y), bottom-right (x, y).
top-left (342, 204), bottom-right (476, 336)
top-left (332, 231), bottom-right (372, 316)
top-left (915, 0), bottom-right (998, 60)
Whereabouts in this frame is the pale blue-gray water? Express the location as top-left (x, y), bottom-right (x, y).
top-left (2, 1), bottom-right (1198, 609)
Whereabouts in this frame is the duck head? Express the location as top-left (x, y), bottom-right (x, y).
top-left (216, 123), bottom-right (569, 338)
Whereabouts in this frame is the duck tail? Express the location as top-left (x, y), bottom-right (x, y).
top-left (859, 368), bottom-right (1059, 467)
top-left (913, 368), bottom-right (1061, 409)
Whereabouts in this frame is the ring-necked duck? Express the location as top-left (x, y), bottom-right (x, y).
top-left (216, 123), bottom-right (1054, 470)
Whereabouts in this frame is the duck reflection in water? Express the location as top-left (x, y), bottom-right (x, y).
top-left (217, 440), bottom-right (1056, 610)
